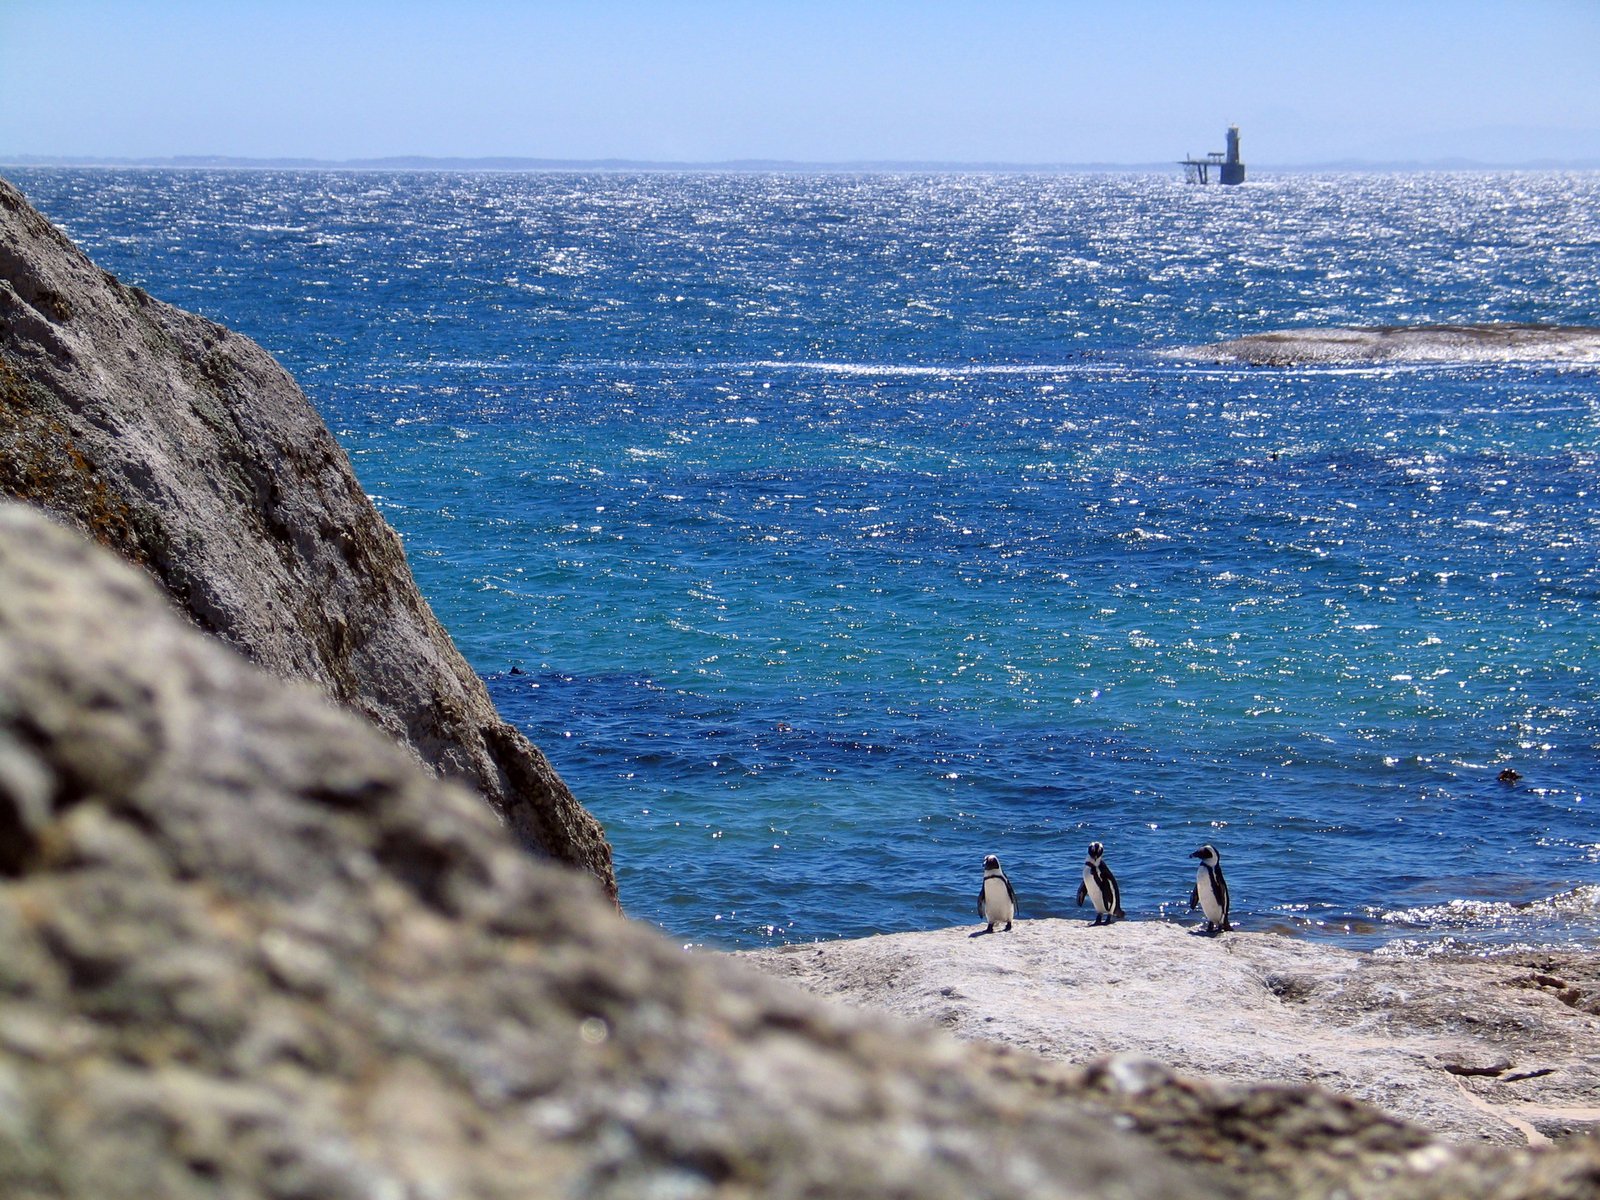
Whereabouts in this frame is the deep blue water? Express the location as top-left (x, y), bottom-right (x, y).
top-left (13, 167), bottom-right (1600, 953)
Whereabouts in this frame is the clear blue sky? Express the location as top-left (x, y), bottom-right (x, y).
top-left (3, 0), bottom-right (1598, 164)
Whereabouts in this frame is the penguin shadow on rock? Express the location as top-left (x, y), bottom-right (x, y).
top-left (973, 854), bottom-right (1017, 936)
top-left (1075, 840), bottom-right (1125, 926)
top-left (1188, 843), bottom-right (1232, 935)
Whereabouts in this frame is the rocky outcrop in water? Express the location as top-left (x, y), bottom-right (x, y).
top-left (0, 175), bottom-right (612, 896)
top-left (1192, 323), bottom-right (1600, 366)
top-left (4, 501), bottom-right (1600, 1199)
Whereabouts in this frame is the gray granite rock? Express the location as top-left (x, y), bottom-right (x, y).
top-left (0, 502), bottom-right (1210, 1200)
top-left (744, 919), bottom-right (1600, 1148)
top-left (4, 501), bottom-right (1600, 1199)
top-left (0, 174), bottom-right (612, 897)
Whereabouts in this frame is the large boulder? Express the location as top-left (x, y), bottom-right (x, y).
top-left (0, 175), bottom-right (612, 897)
top-left (0, 501), bottom-right (1202, 1199)
top-left (3, 501), bottom-right (1600, 1199)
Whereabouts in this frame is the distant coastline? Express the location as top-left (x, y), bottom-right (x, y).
top-left (4, 153), bottom-right (1600, 173)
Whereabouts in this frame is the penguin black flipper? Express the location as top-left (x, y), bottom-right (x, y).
top-left (1104, 864), bottom-right (1126, 919)
top-left (1188, 884), bottom-right (1199, 911)
top-left (1215, 865), bottom-right (1230, 929)
top-left (976, 884), bottom-right (986, 917)
top-left (1075, 880), bottom-right (1087, 907)
top-left (1004, 874), bottom-right (1017, 907)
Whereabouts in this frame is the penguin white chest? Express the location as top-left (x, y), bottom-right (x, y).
top-left (981, 876), bottom-right (1014, 923)
top-left (1196, 867), bottom-right (1225, 925)
top-left (1081, 865), bottom-right (1109, 914)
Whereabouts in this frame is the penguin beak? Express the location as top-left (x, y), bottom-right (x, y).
top-left (1189, 849), bottom-right (1205, 859)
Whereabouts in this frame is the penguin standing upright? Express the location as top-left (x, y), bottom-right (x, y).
top-left (1075, 840), bottom-right (1125, 926)
top-left (1188, 843), bottom-right (1231, 934)
top-left (977, 854), bottom-right (1016, 933)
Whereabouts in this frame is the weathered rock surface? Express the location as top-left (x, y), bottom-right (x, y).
top-left (0, 503), bottom-right (1218, 1199)
top-left (1191, 323), bottom-right (1600, 365)
top-left (745, 920), bottom-right (1600, 1149)
top-left (0, 174), bottom-right (612, 897)
top-left (4, 502), bottom-right (1600, 1199)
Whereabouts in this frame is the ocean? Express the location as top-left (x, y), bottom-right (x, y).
top-left (13, 166), bottom-right (1600, 953)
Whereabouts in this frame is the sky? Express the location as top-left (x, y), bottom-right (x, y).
top-left (3, 0), bottom-right (1599, 166)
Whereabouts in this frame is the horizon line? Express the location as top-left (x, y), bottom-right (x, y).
top-left (5, 152), bottom-right (1600, 174)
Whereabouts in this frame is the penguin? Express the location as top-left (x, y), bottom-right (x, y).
top-left (1075, 840), bottom-right (1125, 926)
top-left (977, 854), bottom-right (1016, 933)
top-left (1188, 843), bottom-right (1231, 934)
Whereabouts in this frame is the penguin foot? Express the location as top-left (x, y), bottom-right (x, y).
top-left (1003, 921), bottom-right (1013, 932)
top-left (985, 923), bottom-right (995, 934)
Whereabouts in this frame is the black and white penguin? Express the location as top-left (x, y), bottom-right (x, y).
top-left (1075, 840), bottom-right (1125, 926)
top-left (1188, 843), bottom-right (1231, 934)
top-left (977, 853), bottom-right (1016, 933)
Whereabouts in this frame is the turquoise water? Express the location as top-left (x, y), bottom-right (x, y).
top-left (15, 167), bottom-right (1600, 951)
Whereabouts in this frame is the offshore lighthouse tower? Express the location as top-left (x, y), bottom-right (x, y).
top-left (1181, 125), bottom-right (1246, 184)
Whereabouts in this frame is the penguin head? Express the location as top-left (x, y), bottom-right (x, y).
top-left (1190, 843), bottom-right (1219, 864)
top-left (1086, 841), bottom-right (1104, 862)
top-left (983, 854), bottom-right (1001, 871)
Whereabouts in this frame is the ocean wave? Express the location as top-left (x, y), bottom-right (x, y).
top-left (746, 359), bottom-right (1104, 378)
top-left (1366, 885), bottom-right (1600, 956)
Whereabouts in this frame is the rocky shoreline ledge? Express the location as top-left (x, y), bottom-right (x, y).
top-left (744, 920), bottom-right (1600, 1147)
top-left (1190, 323), bottom-right (1600, 366)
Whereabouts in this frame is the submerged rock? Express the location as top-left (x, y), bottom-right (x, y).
top-left (0, 174), bottom-right (612, 896)
top-left (1191, 323), bottom-right (1600, 366)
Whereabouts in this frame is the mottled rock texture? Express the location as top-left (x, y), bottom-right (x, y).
top-left (3, 503), bottom-right (1600, 1199)
top-left (1192, 323), bottom-right (1600, 366)
top-left (0, 174), bottom-right (612, 897)
top-left (0, 502), bottom-right (1201, 1200)
top-left (746, 920), bottom-right (1600, 1148)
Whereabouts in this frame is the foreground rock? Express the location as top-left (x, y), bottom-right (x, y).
top-left (0, 504), bottom-right (1247, 1200)
top-left (0, 175), bottom-right (612, 897)
top-left (1192, 323), bottom-right (1600, 366)
top-left (6, 504), bottom-right (1600, 1198)
top-left (745, 920), bottom-right (1600, 1148)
